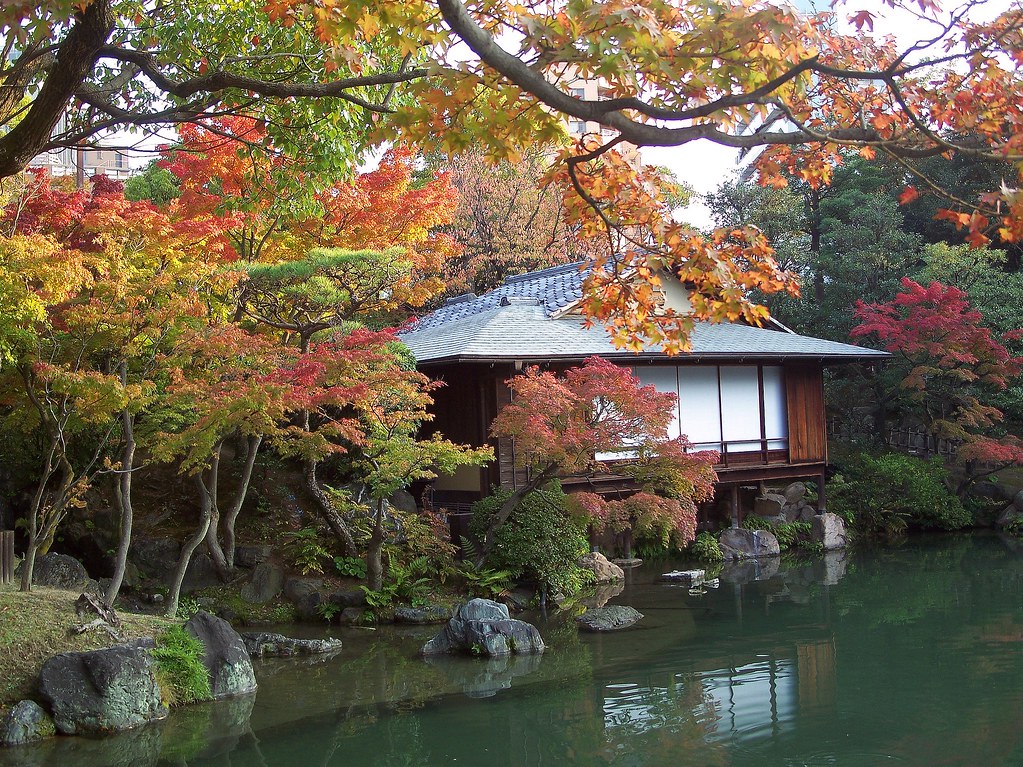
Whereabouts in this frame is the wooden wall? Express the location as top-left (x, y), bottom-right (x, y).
top-left (785, 364), bottom-right (827, 463)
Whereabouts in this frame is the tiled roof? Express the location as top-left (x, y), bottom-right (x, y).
top-left (401, 263), bottom-right (889, 364)
top-left (412, 261), bottom-right (589, 329)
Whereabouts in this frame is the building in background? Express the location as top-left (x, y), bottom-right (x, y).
top-left (29, 146), bottom-right (133, 181)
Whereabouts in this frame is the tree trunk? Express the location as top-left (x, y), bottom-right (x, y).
top-left (304, 459), bottom-right (357, 555)
top-left (166, 473), bottom-right (215, 618)
top-left (366, 498), bottom-right (385, 592)
top-left (105, 404), bottom-right (136, 607)
top-left (202, 444), bottom-right (231, 582)
top-left (222, 434), bottom-right (263, 570)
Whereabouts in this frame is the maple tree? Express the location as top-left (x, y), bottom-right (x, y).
top-left (851, 278), bottom-right (1023, 494)
top-left (301, 336), bottom-right (490, 590)
top-left (440, 147), bottom-right (591, 295)
top-left (488, 357), bottom-right (718, 556)
top-left (0, 171), bottom-right (230, 596)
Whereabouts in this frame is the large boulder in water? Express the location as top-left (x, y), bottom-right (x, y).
top-left (421, 599), bottom-right (545, 657)
top-left (184, 611), bottom-right (257, 699)
top-left (719, 528), bottom-right (781, 560)
top-left (38, 643), bottom-right (167, 735)
top-left (812, 513), bottom-right (848, 550)
top-left (576, 605), bottom-right (644, 632)
top-left (241, 632), bottom-right (342, 658)
top-left (577, 552), bottom-right (625, 583)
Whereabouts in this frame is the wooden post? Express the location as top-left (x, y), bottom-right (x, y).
top-left (817, 472), bottom-right (827, 514)
top-left (1, 530), bottom-right (13, 585)
top-left (730, 486), bottom-right (740, 529)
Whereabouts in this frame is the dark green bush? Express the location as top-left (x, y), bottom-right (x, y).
top-left (828, 451), bottom-right (971, 535)
top-left (151, 626), bottom-right (212, 707)
top-left (470, 483), bottom-right (592, 597)
top-left (689, 531), bottom-right (724, 562)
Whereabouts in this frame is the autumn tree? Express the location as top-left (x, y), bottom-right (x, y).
top-left (8, 1), bottom-right (1023, 351)
top-left (293, 334), bottom-right (491, 590)
top-left (0, 170), bottom-right (231, 598)
top-left (441, 147), bottom-right (588, 295)
top-left (488, 357), bottom-right (718, 557)
top-left (851, 279), bottom-right (1023, 494)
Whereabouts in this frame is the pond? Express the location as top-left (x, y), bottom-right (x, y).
top-left (3, 533), bottom-right (1023, 767)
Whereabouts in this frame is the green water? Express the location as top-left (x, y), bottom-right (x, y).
top-left (4, 533), bottom-right (1023, 767)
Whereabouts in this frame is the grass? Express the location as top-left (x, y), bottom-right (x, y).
top-left (150, 626), bottom-right (212, 707)
top-left (0, 583), bottom-right (176, 709)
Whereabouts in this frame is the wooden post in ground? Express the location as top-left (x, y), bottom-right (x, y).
top-left (817, 472), bottom-right (827, 514)
top-left (1, 530), bottom-right (13, 584)
top-left (730, 486), bottom-right (740, 529)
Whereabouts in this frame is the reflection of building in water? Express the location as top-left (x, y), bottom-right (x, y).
top-left (703, 659), bottom-right (797, 738)
top-left (796, 639), bottom-right (837, 713)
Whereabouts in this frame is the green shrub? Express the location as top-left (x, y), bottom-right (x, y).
top-left (829, 451), bottom-right (971, 535)
top-left (285, 527), bottom-right (330, 574)
top-left (470, 483), bottom-right (592, 597)
top-left (151, 626), bottom-right (212, 707)
top-left (689, 531), bottom-right (724, 563)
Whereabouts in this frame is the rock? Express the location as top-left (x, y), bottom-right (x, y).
top-left (283, 577), bottom-right (324, 621)
top-left (783, 482), bottom-right (807, 505)
top-left (812, 513), bottom-right (848, 550)
top-left (577, 552), bottom-right (625, 583)
top-left (0, 700), bottom-right (53, 746)
top-left (16, 553), bottom-right (89, 591)
top-left (241, 632), bottom-right (342, 658)
top-left (38, 643), bottom-right (167, 735)
top-left (659, 569), bottom-right (705, 587)
top-left (388, 488), bottom-right (418, 515)
top-left (421, 599), bottom-right (545, 656)
top-left (459, 598), bottom-right (510, 622)
top-left (327, 589), bottom-right (366, 608)
top-left (283, 576), bottom-right (322, 602)
top-left (754, 493), bottom-right (786, 518)
top-left (339, 607), bottom-right (365, 625)
top-left (1013, 489), bottom-right (1023, 513)
top-left (181, 553), bottom-right (221, 594)
top-left (394, 605), bottom-right (452, 624)
top-left (239, 563), bottom-right (284, 604)
top-left (719, 528), bottom-right (781, 560)
top-left (234, 544), bottom-right (273, 569)
top-left (502, 587), bottom-right (536, 611)
top-left (184, 611), bottom-right (257, 699)
top-left (797, 504), bottom-right (818, 522)
top-left (576, 605), bottom-right (644, 632)
top-left (128, 537), bottom-right (180, 581)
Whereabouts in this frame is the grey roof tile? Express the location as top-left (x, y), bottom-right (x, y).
top-left (402, 263), bottom-right (889, 364)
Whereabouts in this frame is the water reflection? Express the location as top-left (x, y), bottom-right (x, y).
top-left (424, 653), bottom-right (544, 698)
top-left (4, 534), bottom-right (1023, 767)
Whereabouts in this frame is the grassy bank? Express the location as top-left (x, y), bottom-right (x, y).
top-left (0, 584), bottom-right (175, 709)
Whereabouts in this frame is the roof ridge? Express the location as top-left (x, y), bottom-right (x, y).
top-left (503, 260), bottom-right (589, 284)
